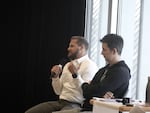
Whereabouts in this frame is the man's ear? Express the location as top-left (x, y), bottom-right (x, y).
top-left (113, 48), bottom-right (117, 54)
top-left (79, 44), bottom-right (84, 50)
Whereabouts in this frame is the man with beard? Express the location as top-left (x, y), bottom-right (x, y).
top-left (25, 36), bottom-right (98, 113)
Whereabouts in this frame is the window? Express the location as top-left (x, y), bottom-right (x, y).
top-left (85, 0), bottom-right (150, 101)
top-left (84, 0), bottom-right (109, 67)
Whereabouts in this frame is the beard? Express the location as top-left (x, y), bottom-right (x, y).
top-left (67, 50), bottom-right (79, 60)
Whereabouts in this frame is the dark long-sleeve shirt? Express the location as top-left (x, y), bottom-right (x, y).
top-left (81, 61), bottom-right (131, 111)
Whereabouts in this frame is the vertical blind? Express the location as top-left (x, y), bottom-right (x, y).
top-left (85, 0), bottom-right (150, 101)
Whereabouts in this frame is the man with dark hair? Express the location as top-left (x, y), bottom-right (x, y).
top-left (100, 34), bottom-right (123, 55)
top-left (79, 33), bottom-right (131, 112)
top-left (25, 36), bottom-right (98, 113)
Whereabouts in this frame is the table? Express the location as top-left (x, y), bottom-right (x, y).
top-left (92, 99), bottom-right (150, 113)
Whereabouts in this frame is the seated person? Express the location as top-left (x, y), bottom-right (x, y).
top-left (24, 36), bottom-right (98, 113)
top-left (77, 34), bottom-right (131, 111)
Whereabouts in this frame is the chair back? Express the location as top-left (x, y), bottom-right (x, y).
top-left (146, 76), bottom-right (150, 103)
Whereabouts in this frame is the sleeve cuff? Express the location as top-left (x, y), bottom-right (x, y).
top-left (52, 77), bottom-right (59, 81)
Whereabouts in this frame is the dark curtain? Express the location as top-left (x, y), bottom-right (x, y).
top-left (2, 0), bottom-right (86, 112)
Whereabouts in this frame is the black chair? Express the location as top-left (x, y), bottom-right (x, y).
top-left (146, 76), bottom-right (150, 104)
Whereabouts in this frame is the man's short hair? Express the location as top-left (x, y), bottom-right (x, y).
top-left (71, 36), bottom-right (89, 50)
top-left (100, 34), bottom-right (124, 55)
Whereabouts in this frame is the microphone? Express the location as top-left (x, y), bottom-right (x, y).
top-left (50, 64), bottom-right (62, 78)
top-left (50, 72), bottom-right (56, 78)
top-left (49, 58), bottom-right (69, 78)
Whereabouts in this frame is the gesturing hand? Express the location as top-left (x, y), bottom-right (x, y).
top-left (51, 65), bottom-right (62, 78)
top-left (103, 91), bottom-right (114, 99)
top-left (68, 61), bottom-right (78, 75)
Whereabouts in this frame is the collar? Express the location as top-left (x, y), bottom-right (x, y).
top-left (75, 55), bottom-right (89, 64)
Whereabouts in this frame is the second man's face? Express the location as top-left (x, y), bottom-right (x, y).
top-left (101, 43), bottom-right (114, 63)
top-left (67, 39), bottom-right (81, 60)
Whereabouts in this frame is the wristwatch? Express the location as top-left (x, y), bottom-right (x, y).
top-left (72, 73), bottom-right (78, 78)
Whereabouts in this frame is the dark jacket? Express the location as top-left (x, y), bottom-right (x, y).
top-left (81, 61), bottom-right (131, 111)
